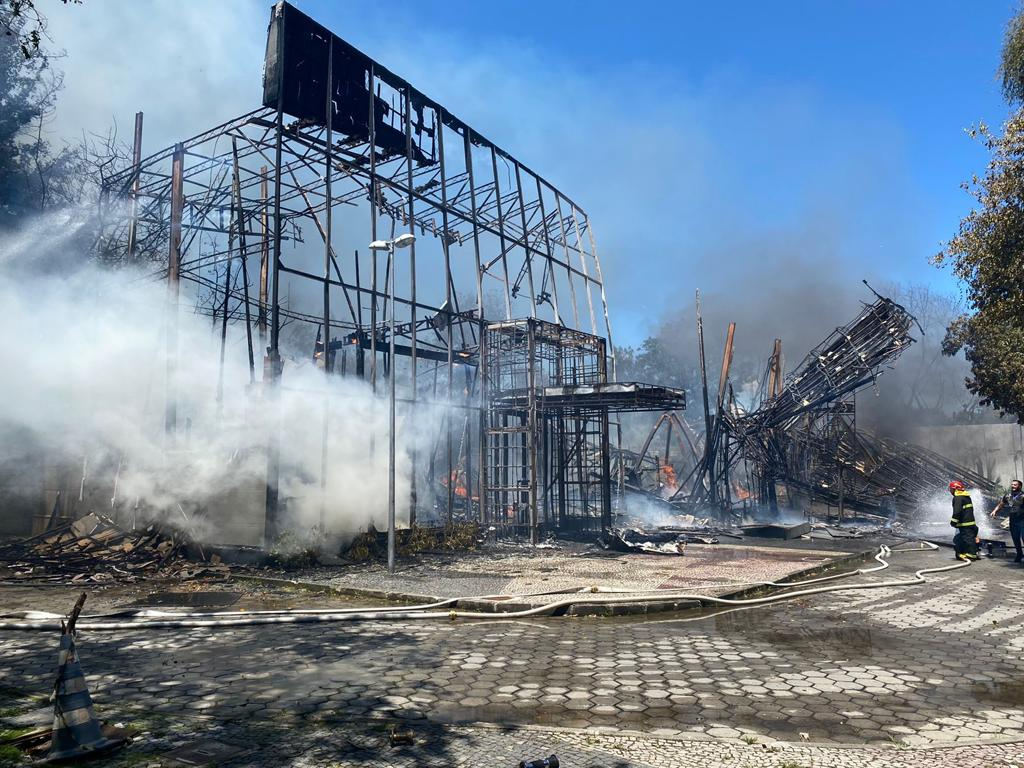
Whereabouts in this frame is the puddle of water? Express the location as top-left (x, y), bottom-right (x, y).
top-left (972, 679), bottom-right (1024, 705)
top-left (710, 608), bottom-right (878, 652)
top-left (693, 547), bottom-right (829, 563)
top-left (132, 591), bottom-right (241, 608)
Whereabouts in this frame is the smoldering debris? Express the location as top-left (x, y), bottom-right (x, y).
top-left (601, 523), bottom-right (743, 555)
top-left (343, 523), bottom-right (482, 561)
top-left (603, 528), bottom-right (690, 555)
top-left (0, 512), bottom-right (228, 584)
top-left (739, 521), bottom-right (811, 540)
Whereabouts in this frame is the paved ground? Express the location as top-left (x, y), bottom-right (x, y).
top-left (2, 544), bottom-right (1024, 766)
top-left (280, 541), bottom-right (843, 605)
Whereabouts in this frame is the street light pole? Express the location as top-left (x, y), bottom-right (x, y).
top-left (370, 234), bottom-right (415, 574)
top-left (387, 241), bottom-right (397, 573)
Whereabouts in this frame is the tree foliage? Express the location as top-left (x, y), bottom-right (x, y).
top-left (0, 4), bottom-right (127, 232)
top-left (2, 0), bottom-right (78, 60)
top-left (932, 6), bottom-right (1024, 423)
top-left (935, 114), bottom-right (1024, 420)
top-left (0, 7), bottom-right (59, 226)
top-left (1001, 9), bottom-right (1024, 105)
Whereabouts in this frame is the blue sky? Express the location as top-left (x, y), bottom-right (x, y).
top-left (298, 0), bottom-right (1015, 344)
top-left (50, 1), bottom-right (1018, 347)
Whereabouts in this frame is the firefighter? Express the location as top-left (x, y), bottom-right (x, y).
top-left (990, 479), bottom-right (1024, 562)
top-left (949, 480), bottom-right (979, 561)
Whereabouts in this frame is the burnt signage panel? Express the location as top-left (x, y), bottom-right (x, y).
top-left (262, 1), bottom-right (431, 163)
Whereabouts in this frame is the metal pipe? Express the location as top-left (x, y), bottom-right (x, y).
top-left (258, 166), bottom-right (269, 352)
top-left (125, 111), bottom-right (143, 260)
top-left (403, 87), bottom-right (418, 528)
top-left (230, 140), bottom-right (256, 384)
top-left (437, 110), bottom-right (455, 526)
top-left (165, 143), bottom-right (184, 438)
top-left (216, 202), bottom-right (233, 414)
top-left (387, 242), bottom-right (397, 573)
top-left (368, 64), bottom-right (379, 394)
top-left (264, 2), bottom-right (286, 546)
top-left (320, 38), bottom-right (334, 537)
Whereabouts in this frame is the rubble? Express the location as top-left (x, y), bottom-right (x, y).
top-left (343, 523), bottom-right (481, 562)
top-left (602, 527), bottom-right (715, 555)
top-left (735, 291), bottom-right (916, 434)
top-left (653, 286), bottom-right (1005, 525)
top-left (0, 513), bottom-right (229, 584)
top-left (740, 521), bottom-right (812, 540)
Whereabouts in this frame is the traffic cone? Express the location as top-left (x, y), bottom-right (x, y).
top-left (45, 596), bottom-right (127, 763)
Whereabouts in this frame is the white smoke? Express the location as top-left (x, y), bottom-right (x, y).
top-left (0, 210), bottom-right (443, 545)
top-left (913, 488), bottom-right (1000, 539)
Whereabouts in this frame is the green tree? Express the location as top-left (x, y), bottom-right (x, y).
top-left (2, 1), bottom-right (79, 59)
top-left (0, 6), bottom-right (65, 226)
top-left (0, 3), bottom-right (125, 234)
top-left (1000, 8), bottom-right (1024, 105)
top-left (936, 35), bottom-right (1024, 420)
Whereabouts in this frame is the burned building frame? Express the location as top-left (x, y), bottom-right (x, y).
top-left (97, 1), bottom-right (684, 544)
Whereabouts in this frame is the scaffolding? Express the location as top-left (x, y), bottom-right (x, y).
top-left (96, 1), bottom-right (617, 544)
top-left (482, 319), bottom-right (685, 541)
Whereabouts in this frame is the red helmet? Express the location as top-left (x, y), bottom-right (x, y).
top-left (949, 480), bottom-right (966, 491)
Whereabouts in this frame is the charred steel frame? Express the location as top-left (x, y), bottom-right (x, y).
top-left (481, 319), bottom-right (685, 541)
top-left (99, 1), bottom-right (616, 542)
top-left (627, 289), bottom-right (999, 523)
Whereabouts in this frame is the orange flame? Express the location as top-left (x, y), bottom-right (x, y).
top-left (659, 463), bottom-right (678, 497)
top-left (441, 470), bottom-right (469, 498)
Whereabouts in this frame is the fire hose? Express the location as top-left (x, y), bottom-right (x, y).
top-left (0, 543), bottom-right (969, 632)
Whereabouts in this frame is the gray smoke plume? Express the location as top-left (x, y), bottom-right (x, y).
top-left (0, 209), bottom-right (443, 544)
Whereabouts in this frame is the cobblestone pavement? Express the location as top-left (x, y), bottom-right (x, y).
top-left (3, 546), bottom-right (1024, 766)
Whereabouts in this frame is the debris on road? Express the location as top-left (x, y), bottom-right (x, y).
top-left (741, 522), bottom-right (812, 540)
top-left (0, 513), bottom-right (228, 584)
top-left (603, 528), bottom-right (690, 555)
top-left (388, 727), bottom-right (415, 746)
top-left (520, 756), bottom-right (559, 768)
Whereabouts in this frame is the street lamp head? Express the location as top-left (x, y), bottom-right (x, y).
top-left (393, 233), bottom-right (416, 249)
top-left (368, 240), bottom-right (390, 251)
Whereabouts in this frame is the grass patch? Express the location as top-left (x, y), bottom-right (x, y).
top-left (0, 744), bottom-right (25, 767)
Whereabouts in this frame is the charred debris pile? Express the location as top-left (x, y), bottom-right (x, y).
top-left (0, 512), bottom-right (228, 584)
top-left (617, 284), bottom-right (1001, 539)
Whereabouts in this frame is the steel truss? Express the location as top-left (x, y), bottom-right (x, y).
top-left (481, 319), bottom-right (684, 541)
top-left (661, 290), bottom-right (1002, 522)
top-left (96, 1), bottom-right (617, 542)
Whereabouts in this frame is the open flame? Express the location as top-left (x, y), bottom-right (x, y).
top-left (659, 463), bottom-right (678, 498)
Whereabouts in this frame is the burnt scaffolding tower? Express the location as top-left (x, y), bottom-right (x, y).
top-left (482, 319), bottom-right (685, 542)
top-left (96, 1), bottom-right (680, 544)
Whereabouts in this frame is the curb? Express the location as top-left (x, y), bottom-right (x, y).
top-left (437, 719), bottom-right (1024, 751)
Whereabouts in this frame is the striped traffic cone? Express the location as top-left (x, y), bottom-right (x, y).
top-left (46, 595), bottom-right (127, 762)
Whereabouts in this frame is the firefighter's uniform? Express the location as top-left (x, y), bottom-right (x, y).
top-left (951, 489), bottom-right (979, 561)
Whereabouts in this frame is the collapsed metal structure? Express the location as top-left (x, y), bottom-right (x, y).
top-left (623, 288), bottom-right (1001, 523)
top-left (97, 1), bottom-right (682, 546)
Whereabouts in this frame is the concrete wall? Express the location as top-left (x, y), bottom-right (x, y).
top-left (911, 423), bottom-right (1024, 488)
top-left (0, 448), bottom-right (90, 538)
top-left (199, 476), bottom-right (267, 547)
top-left (0, 450), bottom-right (268, 547)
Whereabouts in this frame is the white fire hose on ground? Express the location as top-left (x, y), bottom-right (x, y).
top-left (0, 542), bottom-right (970, 632)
